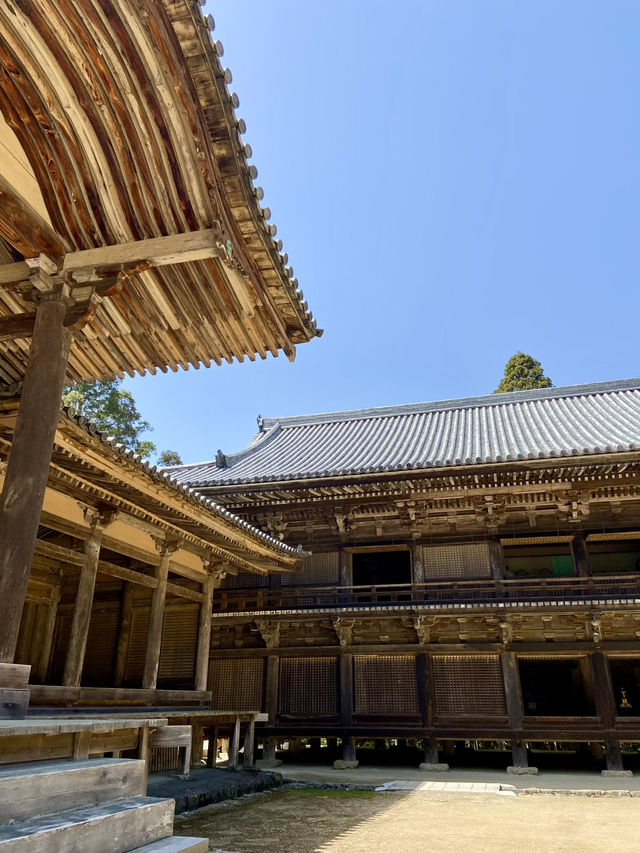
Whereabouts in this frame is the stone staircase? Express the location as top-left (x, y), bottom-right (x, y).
top-left (0, 757), bottom-right (208, 851)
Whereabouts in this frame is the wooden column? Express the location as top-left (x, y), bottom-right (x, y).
top-left (0, 285), bottom-right (72, 663)
top-left (229, 715), bottom-right (241, 769)
top-left (243, 717), bottom-right (256, 769)
top-left (489, 540), bottom-right (506, 579)
top-left (142, 541), bottom-right (176, 690)
top-left (114, 582), bottom-right (135, 687)
top-left (590, 651), bottom-right (616, 730)
top-left (36, 586), bottom-right (60, 684)
top-left (340, 653), bottom-right (354, 728)
top-left (63, 511), bottom-right (107, 686)
top-left (265, 655), bottom-right (280, 724)
top-left (412, 544), bottom-right (425, 585)
top-left (194, 571), bottom-right (216, 691)
top-left (571, 535), bottom-right (591, 577)
top-left (338, 549), bottom-right (350, 587)
top-left (206, 726), bottom-right (219, 768)
top-left (501, 652), bottom-right (528, 768)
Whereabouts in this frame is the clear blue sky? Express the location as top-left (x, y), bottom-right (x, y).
top-left (127, 0), bottom-right (640, 464)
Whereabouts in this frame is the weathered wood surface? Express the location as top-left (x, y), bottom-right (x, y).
top-left (0, 0), bottom-right (318, 386)
top-left (0, 757), bottom-right (145, 823)
top-left (0, 292), bottom-right (71, 663)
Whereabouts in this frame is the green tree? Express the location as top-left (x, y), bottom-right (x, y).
top-left (494, 352), bottom-right (553, 394)
top-left (62, 379), bottom-right (157, 458)
top-left (158, 449), bottom-right (183, 466)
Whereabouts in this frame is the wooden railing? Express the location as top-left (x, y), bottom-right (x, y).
top-left (212, 574), bottom-right (640, 614)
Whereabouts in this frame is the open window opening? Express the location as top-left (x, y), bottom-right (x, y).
top-left (609, 659), bottom-right (640, 716)
top-left (519, 658), bottom-right (595, 716)
top-left (352, 550), bottom-right (411, 587)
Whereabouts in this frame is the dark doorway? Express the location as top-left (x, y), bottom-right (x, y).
top-left (352, 550), bottom-right (411, 587)
top-left (519, 659), bottom-right (595, 716)
top-left (609, 659), bottom-right (640, 717)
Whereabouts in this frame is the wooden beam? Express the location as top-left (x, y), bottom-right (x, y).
top-left (0, 261), bottom-right (30, 287)
top-left (0, 175), bottom-right (66, 259)
top-left (62, 229), bottom-right (221, 276)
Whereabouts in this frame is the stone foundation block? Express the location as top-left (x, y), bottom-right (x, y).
top-left (333, 760), bottom-right (358, 770)
top-left (256, 759), bottom-right (283, 769)
top-left (418, 763), bottom-right (449, 772)
top-left (601, 769), bottom-right (633, 777)
top-left (507, 766), bottom-right (538, 775)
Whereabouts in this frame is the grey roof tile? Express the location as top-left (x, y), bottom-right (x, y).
top-left (166, 378), bottom-right (640, 487)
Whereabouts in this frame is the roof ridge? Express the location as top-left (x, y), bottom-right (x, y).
top-left (258, 377), bottom-right (640, 430)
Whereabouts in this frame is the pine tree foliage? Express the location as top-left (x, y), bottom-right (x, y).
top-left (62, 379), bottom-right (156, 458)
top-left (494, 352), bottom-right (553, 394)
top-left (158, 449), bottom-right (183, 466)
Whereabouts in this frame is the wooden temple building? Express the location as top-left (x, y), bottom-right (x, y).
top-left (169, 379), bottom-right (640, 775)
top-left (0, 0), bottom-right (318, 848)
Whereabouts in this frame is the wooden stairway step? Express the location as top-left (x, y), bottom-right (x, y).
top-left (0, 796), bottom-right (174, 852)
top-left (0, 758), bottom-right (146, 823)
top-left (128, 838), bottom-right (209, 852)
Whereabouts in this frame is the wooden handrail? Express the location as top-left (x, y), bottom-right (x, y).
top-left (212, 573), bottom-right (640, 614)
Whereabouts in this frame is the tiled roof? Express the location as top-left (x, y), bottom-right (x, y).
top-left (167, 379), bottom-right (640, 486)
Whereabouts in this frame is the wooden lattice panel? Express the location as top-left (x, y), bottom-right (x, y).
top-left (124, 608), bottom-right (150, 685)
top-left (221, 571), bottom-right (269, 590)
top-left (282, 552), bottom-right (340, 587)
top-left (82, 607), bottom-right (119, 686)
top-left (354, 655), bottom-right (420, 715)
top-left (433, 655), bottom-right (507, 716)
top-left (209, 658), bottom-right (265, 711)
top-left (158, 606), bottom-right (199, 685)
top-left (421, 543), bottom-right (491, 579)
top-left (279, 657), bottom-right (337, 716)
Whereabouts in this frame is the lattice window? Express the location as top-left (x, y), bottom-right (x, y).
top-left (354, 655), bottom-right (420, 715)
top-left (421, 543), bottom-right (491, 579)
top-left (282, 552), bottom-right (340, 587)
top-left (279, 657), bottom-right (337, 716)
top-left (221, 571), bottom-right (269, 590)
top-left (433, 655), bottom-right (506, 715)
top-left (209, 658), bottom-right (265, 711)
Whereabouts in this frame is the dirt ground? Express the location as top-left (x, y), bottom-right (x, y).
top-left (174, 788), bottom-right (640, 853)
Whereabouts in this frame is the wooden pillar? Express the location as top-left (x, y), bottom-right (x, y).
top-left (422, 738), bottom-right (439, 765)
top-left (265, 655), bottom-right (279, 724)
top-left (114, 582), bottom-right (135, 687)
top-left (195, 572), bottom-right (216, 691)
top-left (489, 540), bottom-right (506, 579)
top-left (206, 726), bottom-right (219, 768)
top-left (262, 737), bottom-right (277, 765)
top-left (63, 511), bottom-right (106, 687)
top-left (501, 652), bottom-right (529, 769)
top-left (243, 717), bottom-right (256, 769)
top-left (340, 653), bottom-right (354, 728)
top-left (229, 715), bottom-right (241, 769)
top-left (0, 286), bottom-right (72, 663)
top-left (142, 541), bottom-right (176, 690)
top-left (342, 736), bottom-right (357, 763)
top-left (339, 549), bottom-right (350, 587)
top-left (571, 535), bottom-right (591, 577)
top-left (417, 653), bottom-right (434, 728)
top-left (412, 544), bottom-right (425, 586)
top-left (191, 723), bottom-right (204, 767)
top-left (590, 652), bottom-right (616, 730)
top-left (36, 586), bottom-right (60, 683)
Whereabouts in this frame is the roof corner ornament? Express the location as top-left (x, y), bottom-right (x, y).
top-left (215, 449), bottom-right (227, 469)
top-left (257, 414), bottom-right (264, 432)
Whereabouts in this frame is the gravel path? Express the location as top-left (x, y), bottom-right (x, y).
top-left (174, 787), bottom-right (638, 853)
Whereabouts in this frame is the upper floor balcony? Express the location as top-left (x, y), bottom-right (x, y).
top-left (212, 573), bottom-right (640, 615)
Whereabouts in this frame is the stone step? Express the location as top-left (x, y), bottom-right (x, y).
top-left (129, 837), bottom-right (209, 853)
top-left (0, 796), bottom-right (174, 852)
top-left (0, 758), bottom-right (146, 823)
